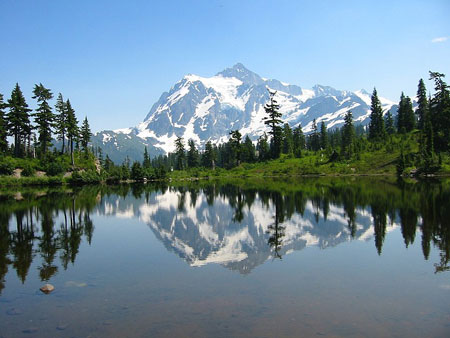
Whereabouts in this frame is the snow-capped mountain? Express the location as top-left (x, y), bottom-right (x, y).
top-left (93, 63), bottom-right (396, 162)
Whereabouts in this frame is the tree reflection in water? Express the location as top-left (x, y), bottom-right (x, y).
top-left (0, 178), bottom-right (449, 293)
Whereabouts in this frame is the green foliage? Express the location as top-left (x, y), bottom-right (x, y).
top-left (0, 93), bottom-right (8, 152)
top-left (80, 117), bottom-right (92, 154)
top-left (6, 83), bottom-right (32, 157)
top-left (131, 161), bottom-right (145, 180)
top-left (32, 83), bottom-right (55, 156)
top-left (0, 157), bottom-right (14, 175)
top-left (21, 162), bottom-right (36, 177)
top-left (368, 88), bottom-right (385, 140)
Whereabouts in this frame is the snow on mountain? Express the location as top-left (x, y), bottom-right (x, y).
top-left (93, 63), bottom-right (396, 162)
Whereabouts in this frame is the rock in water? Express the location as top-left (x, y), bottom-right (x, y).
top-left (40, 284), bottom-right (55, 294)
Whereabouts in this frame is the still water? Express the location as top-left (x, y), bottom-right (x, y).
top-left (0, 178), bottom-right (449, 337)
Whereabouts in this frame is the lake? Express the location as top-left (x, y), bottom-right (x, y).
top-left (0, 177), bottom-right (449, 337)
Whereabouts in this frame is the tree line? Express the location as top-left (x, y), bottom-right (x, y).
top-left (0, 83), bottom-right (92, 171)
top-left (137, 71), bottom-right (449, 176)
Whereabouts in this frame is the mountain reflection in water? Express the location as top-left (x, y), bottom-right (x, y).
top-left (0, 178), bottom-right (449, 294)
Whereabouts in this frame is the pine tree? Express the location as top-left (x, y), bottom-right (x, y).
top-left (65, 99), bottom-right (79, 166)
top-left (174, 136), bottom-right (185, 170)
top-left (32, 83), bottom-right (55, 156)
top-left (293, 124), bottom-right (305, 158)
top-left (187, 139), bottom-right (199, 168)
top-left (310, 119), bottom-right (320, 151)
top-left (80, 117), bottom-right (91, 155)
top-left (404, 96), bottom-right (416, 132)
top-left (55, 93), bottom-right (67, 153)
top-left (263, 89), bottom-right (283, 158)
top-left (0, 93), bottom-right (8, 153)
top-left (143, 147), bottom-right (151, 169)
top-left (241, 135), bottom-right (256, 163)
top-left (396, 92), bottom-right (406, 133)
top-left (416, 79), bottom-right (428, 130)
top-left (229, 129), bottom-right (242, 166)
top-left (368, 88), bottom-right (385, 140)
top-left (341, 111), bottom-right (355, 159)
top-left (202, 140), bottom-right (217, 169)
top-left (429, 71), bottom-right (450, 152)
top-left (256, 133), bottom-right (270, 161)
top-left (385, 111), bottom-right (395, 135)
top-left (282, 123), bottom-right (293, 154)
top-left (320, 121), bottom-right (328, 150)
top-left (6, 83), bottom-right (32, 157)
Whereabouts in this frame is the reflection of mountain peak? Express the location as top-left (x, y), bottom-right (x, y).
top-left (132, 191), bottom-right (380, 274)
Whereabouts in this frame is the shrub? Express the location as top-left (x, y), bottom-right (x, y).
top-left (45, 161), bottom-right (66, 176)
top-left (0, 160), bottom-right (14, 175)
top-left (21, 163), bottom-right (36, 177)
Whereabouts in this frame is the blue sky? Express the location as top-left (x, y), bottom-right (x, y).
top-left (1, 0), bottom-right (449, 132)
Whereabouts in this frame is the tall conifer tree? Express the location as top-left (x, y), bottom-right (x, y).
top-left (429, 71), bottom-right (450, 152)
top-left (341, 111), bottom-right (355, 159)
top-left (6, 83), bottom-right (32, 157)
top-left (0, 93), bottom-right (8, 153)
top-left (32, 83), bottom-right (55, 156)
top-left (143, 147), bottom-right (151, 169)
top-left (320, 121), bottom-right (328, 150)
top-left (55, 93), bottom-right (67, 153)
top-left (416, 79), bottom-right (428, 130)
top-left (80, 117), bottom-right (92, 155)
top-left (263, 90), bottom-right (283, 158)
top-left (293, 125), bottom-right (305, 158)
top-left (65, 99), bottom-right (79, 166)
top-left (187, 139), bottom-right (200, 168)
top-left (368, 88), bottom-right (385, 140)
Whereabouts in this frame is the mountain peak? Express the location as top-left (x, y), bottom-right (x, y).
top-left (217, 63), bottom-right (265, 85)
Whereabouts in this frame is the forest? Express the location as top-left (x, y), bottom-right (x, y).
top-left (1, 71), bottom-right (449, 184)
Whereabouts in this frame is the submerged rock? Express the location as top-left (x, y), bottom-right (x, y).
top-left (22, 327), bottom-right (38, 334)
top-left (40, 284), bottom-right (55, 294)
top-left (56, 323), bottom-right (69, 331)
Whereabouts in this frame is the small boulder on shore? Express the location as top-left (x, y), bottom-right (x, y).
top-left (40, 284), bottom-right (55, 294)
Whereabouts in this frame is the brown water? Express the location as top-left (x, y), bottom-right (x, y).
top-left (0, 178), bottom-right (449, 337)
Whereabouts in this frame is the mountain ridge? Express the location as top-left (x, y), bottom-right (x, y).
top-left (92, 63), bottom-right (397, 163)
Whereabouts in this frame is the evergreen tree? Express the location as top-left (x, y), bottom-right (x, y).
top-left (174, 136), bottom-right (186, 170)
top-left (202, 140), bottom-right (217, 169)
top-left (143, 147), bottom-right (151, 169)
top-left (404, 96), bottom-right (416, 132)
top-left (282, 123), bottom-right (293, 155)
top-left (263, 90), bottom-right (283, 158)
top-left (241, 135), bottom-right (256, 163)
top-left (309, 119), bottom-right (320, 151)
top-left (32, 83), bottom-right (55, 156)
top-left (80, 117), bottom-right (91, 155)
top-left (319, 121), bottom-right (328, 150)
top-left (229, 129), bottom-right (242, 166)
top-left (256, 133), bottom-right (270, 161)
top-left (292, 124), bottom-right (305, 158)
top-left (65, 99), bottom-right (79, 166)
top-left (385, 111), bottom-right (395, 135)
top-left (368, 88), bottom-right (385, 140)
top-left (416, 79), bottom-right (428, 130)
top-left (341, 111), bottom-right (355, 159)
top-left (55, 93), bottom-right (67, 153)
top-left (6, 83), bottom-right (32, 157)
top-left (0, 93), bottom-right (8, 153)
top-left (429, 71), bottom-right (450, 152)
top-left (187, 139), bottom-right (200, 168)
top-left (396, 92), bottom-right (407, 133)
